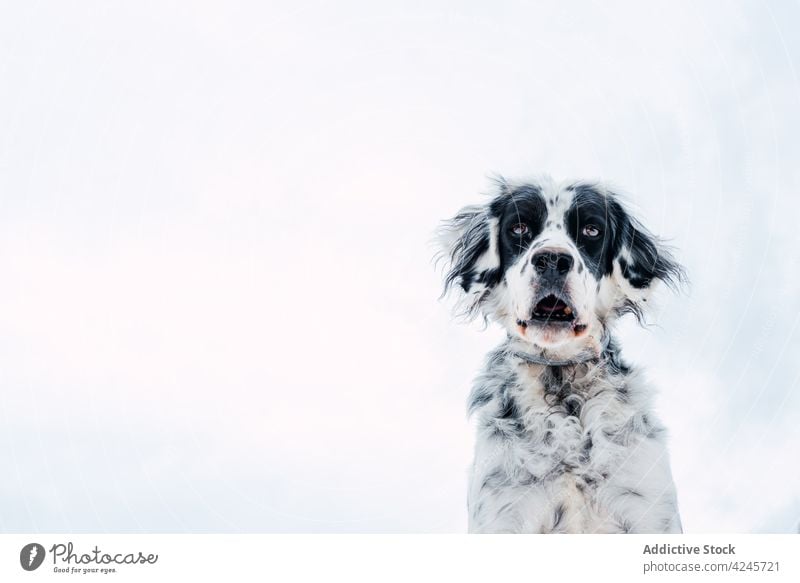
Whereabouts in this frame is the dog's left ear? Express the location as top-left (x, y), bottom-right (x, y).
top-left (611, 200), bottom-right (685, 318)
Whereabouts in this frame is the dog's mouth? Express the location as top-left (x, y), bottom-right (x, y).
top-left (518, 293), bottom-right (576, 327)
top-left (532, 293), bottom-right (575, 322)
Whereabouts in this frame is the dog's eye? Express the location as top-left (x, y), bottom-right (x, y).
top-left (511, 223), bottom-right (528, 236)
top-left (581, 224), bottom-right (601, 238)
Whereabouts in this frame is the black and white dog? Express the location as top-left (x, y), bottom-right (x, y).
top-left (438, 175), bottom-right (684, 534)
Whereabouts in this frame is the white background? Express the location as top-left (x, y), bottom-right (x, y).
top-left (0, 0), bottom-right (798, 533)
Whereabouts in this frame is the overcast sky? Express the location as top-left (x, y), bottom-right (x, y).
top-left (1, 0), bottom-right (798, 533)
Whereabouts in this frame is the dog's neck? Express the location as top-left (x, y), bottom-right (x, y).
top-left (509, 334), bottom-right (611, 368)
top-left (512, 349), bottom-right (600, 367)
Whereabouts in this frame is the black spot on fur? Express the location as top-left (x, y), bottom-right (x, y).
top-left (552, 503), bottom-right (566, 531)
top-left (620, 487), bottom-right (644, 498)
top-left (481, 381), bottom-right (528, 439)
top-left (475, 267), bottom-right (502, 287)
top-left (468, 386), bottom-right (493, 414)
top-left (613, 297), bottom-right (646, 324)
top-left (563, 395), bottom-right (582, 418)
top-left (541, 366), bottom-right (565, 397)
top-left (603, 339), bottom-right (631, 376)
top-left (579, 435), bottom-right (593, 463)
top-left (498, 392), bottom-right (520, 420)
top-left (621, 222), bottom-right (685, 290)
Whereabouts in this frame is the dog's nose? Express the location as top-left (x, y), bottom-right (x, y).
top-left (532, 250), bottom-right (574, 276)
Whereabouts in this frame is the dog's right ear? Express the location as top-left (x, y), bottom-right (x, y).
top-left (436, 203), bottom-right (502, 318)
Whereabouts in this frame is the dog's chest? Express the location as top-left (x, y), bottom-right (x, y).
top-left (510, 364), bottom-right (611, 480)
top-left (468, 351), bottom-right (659, 533)
top-left (489, 363), bottom-right (632, 531)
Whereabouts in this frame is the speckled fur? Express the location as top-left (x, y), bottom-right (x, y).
top-left (438, 175), bottom-right (684, 534)
top-left (467, 338), bottom-right (681, 533)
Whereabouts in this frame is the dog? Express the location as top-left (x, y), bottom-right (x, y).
top-left (438, 175), bottom-right (684, 533)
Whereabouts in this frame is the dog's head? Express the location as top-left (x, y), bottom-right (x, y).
top-left (438, 176), bottom-right (684, 360)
